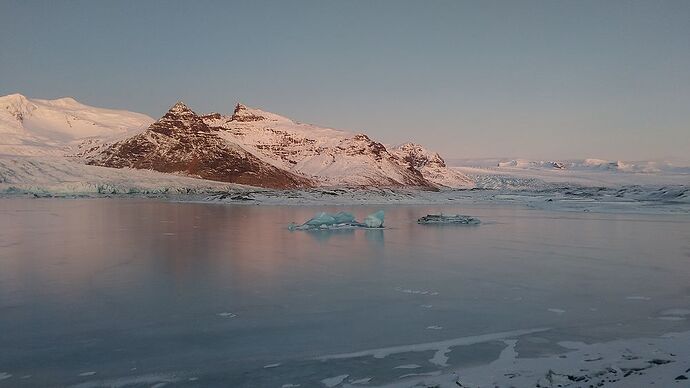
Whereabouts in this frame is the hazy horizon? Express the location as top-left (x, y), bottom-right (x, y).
top-left (2, 0), bottom-right (689, 161)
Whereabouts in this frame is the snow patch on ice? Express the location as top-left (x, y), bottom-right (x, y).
top-left (321, 374), bottom-right (349, 387)
top-left (316, 328), bottom-right (550, 362)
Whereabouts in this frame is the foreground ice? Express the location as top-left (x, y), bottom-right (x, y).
top-left (417, 214), bottom-right (480, 225)
top-left (375, 330), bottom-right (690, 388)
top-left (288, 210), bottom-right (384, 230)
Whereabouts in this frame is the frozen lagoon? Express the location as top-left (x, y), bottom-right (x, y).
top-left (0, 199), bottom-right (689, 387)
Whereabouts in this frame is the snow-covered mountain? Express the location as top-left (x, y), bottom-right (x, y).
top-left (81, 101), bottom-right (473, 189)
top-left (0, 93), bottom-right (153, 156)
top-left (79, 102), bottom-right (313, 189)
top-left (202, 103), bottom-right (447, 188)
top-left (1, 93), bottom-right (473, 189)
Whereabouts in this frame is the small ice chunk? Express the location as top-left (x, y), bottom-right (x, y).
top-left (417, 214), bottom-right (480, 225)
top-left (427, 325), bottom-right (443, 330)
top-left (350, 377), bottom-right (372, 384)
top-left (363, 210), bottom-right (385, 228)
top-left (218, 312), bottom-right (237, 318)
top-left (0, 373), bottom-right (12, 381)
top-left (394, 364), bottom-right (421, 369)
top-left (547, 308), bottom-right (566, 314)
top-left (321, 374), bottom-right (349, 387)
top-left (78, 372), bottom-right (97, 377)
top-left (263, 363), bottom-right (281, 369)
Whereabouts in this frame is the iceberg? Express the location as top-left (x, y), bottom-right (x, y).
top-left (288, 210), bottom-right (384, 231)
top-left (417, 214), bottom-right (480, 225)
top-left (363, 210), bottom-right (385, 228)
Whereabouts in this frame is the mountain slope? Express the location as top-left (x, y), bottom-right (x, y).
top-left (82, 102), bottom-right (313, 189)
top-left (204, 104), bottom-right (472, 188)
top-left (0, 93), bottom-right (153, 156)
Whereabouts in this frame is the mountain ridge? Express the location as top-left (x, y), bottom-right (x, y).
top-left (1, 93), bottom-right (474, 189)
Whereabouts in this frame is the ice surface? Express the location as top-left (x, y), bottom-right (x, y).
top-left (392, 331), bottom-right (690, 388)
top-left (417, 214), bottom-right (480, 225)
top-left (288, 211), bottom-right (384, 230)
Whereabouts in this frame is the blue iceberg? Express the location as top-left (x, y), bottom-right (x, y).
top-left (288, 210), bottom-right (384, 231)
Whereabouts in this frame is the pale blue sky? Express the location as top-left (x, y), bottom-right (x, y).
top-left (1, 0), bottom-right (689, 160)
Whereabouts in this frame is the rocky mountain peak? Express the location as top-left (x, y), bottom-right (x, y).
top-left (231, 103), bottom-right (266, 122)
top-left (394, 142), bottom-right (446, 168)
top-left (168, 101), bottom-right (195, 115)
top-left (149, 101), bottom-right (210, 135)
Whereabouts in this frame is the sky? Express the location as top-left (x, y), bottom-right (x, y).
top-left (1, 0), bottom-right (689, 161)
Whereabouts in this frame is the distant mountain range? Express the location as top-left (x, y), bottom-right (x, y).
top-left (0, 94), bottom-right (473, 189)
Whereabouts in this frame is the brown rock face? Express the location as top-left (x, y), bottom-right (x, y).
top-left (230, 103), bottom-right (266, 122)
top-left (85, 102), bottom-right (312, 189)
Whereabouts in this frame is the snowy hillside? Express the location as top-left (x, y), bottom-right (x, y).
top-left (0, 93), bottom-right (153, 156)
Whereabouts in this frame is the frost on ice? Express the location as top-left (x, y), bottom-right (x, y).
top-left (288, 210), bottom-right (384, 230)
